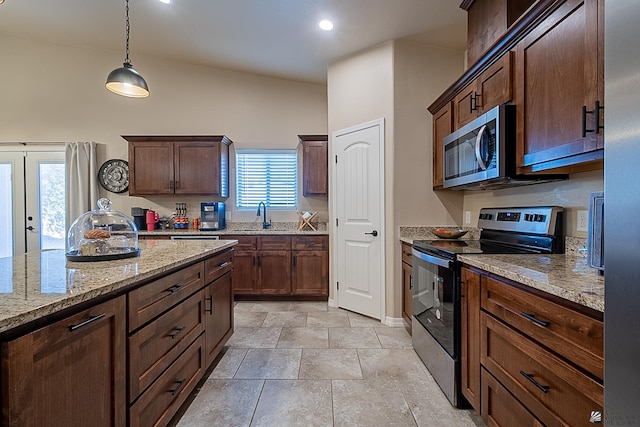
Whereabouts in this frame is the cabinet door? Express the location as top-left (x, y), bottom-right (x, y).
top-left (258, 250), bottom-right (292, 294)
top-left (453, 83), bottom-right (480, 129)
top-left (292, 250), bottom-right (328, 296)
top-left (478, 51), bottom-right (513, 113)
top-left (432, 102), bottom-right (453, 188)
top-left (231, 250), bottom-right (258, 294)
top-left (301, 139), bottom-right (328, 196)
top-left (515, 0), bottom-right (603, 172)
top-left (128, 141), bottom-right (174, 195)
top-left (401, 261), bottom-right (413, 324)
top-left (481, 368), bottom-right (544, 427)
top-left (461, 267), bottom-right (481, 410)
top-left (174, 141), bottom-right (221, 195)
top-left (205, 271), bottom-right (234, 366)
top-left (1, 296), bottom-right (126, 427)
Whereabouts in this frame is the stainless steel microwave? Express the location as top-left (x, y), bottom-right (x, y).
top-left (441, 105), bottom-right (565, 189)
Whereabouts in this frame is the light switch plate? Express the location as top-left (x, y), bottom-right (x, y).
top-left (465, 211), bottom-right (471, 224)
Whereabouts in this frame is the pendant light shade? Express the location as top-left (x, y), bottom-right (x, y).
top-left (106, 0), bottom-right (149, 98)
top-left (106, 63), bottom-right (149, 97)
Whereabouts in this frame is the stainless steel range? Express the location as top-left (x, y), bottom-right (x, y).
top-left (411, 206), bottom-right (564, 407)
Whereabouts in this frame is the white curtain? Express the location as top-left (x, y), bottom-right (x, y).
top-left (65, 142), bottom-right (99, 232)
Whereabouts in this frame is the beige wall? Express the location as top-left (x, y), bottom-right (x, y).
top-left (327, 42), bottom-right (395, 313)
top-left (327, 41), bottom-right (466, 320)
top-left (462, 169), bottom-right (604, 238)
top-left (0, 34), bottom-right (328, 223)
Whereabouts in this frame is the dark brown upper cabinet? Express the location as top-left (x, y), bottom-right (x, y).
top-left (298, 135), bottom-right (328, 197)
top-left (124, 135), bottom-right (232, 197)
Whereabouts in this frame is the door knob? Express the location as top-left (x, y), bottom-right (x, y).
top-left (365, 230), bottom-right (378, 237)
top-left (26, 226), bottom-right (35, 231)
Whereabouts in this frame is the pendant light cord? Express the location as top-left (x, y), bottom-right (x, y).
top-left (124, 0), bottom-right (131, 65)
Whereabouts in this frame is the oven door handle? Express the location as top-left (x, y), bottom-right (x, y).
top-left (412, 248), bottom-right (453, 269)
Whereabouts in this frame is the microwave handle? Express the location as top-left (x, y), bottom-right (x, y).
top-left (475, 124), bottom-right (490, 171)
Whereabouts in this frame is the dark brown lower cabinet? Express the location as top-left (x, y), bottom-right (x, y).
top-left (232, 234), bottom-right (328, 298)
top-left (129, 334), bottom-right (206, 427)
top-left (460, 267), bottom-right (481, 410)
top-left (205, 271), bottom-right (234, 366)
top-left (481, 368), bottom-right (542, 427)
top-left (292, 250), bottom-right (329, 296)
top-left (1, 296), bottom-right (126, 427)
top-left (462, 263), bottom-right (604, 425)
top-left (259, 250), bottom-right (292, 294)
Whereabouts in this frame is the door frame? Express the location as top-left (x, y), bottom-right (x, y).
top-left (330, 118), bottom-right (386, 320)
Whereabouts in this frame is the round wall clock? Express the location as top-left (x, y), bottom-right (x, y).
top-left (98, 159), bottom-right (129, 193)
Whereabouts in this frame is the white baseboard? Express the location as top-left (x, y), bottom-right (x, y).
top-left (384, 316), bottom-right (406, 327)
top-left (328, 298), bottom-right (336, 308)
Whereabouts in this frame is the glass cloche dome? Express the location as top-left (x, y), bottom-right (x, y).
top-left (66, 198), bottom-right (140, 261)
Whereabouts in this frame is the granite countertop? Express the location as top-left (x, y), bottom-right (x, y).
top-left (399, 226), bottom-right (604, 313)
top-left (458, 254), bottom-right (604, 313)
top-left (0, 239), bottom-right (237, 334)
top-left (140, 221), bottom-right (329, 236)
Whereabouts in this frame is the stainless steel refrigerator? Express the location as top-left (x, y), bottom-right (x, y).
top-left (605, 1), bottom-right (640, 424)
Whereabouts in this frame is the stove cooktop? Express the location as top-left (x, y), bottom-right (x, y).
top-left (412, 239), bottom-right (544, 260)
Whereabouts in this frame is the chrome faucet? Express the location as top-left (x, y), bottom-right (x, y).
top-left (257, 202), bottom-right (271, 229)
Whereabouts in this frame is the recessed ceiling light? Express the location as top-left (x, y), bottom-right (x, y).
top-left (159, 0), bottom-right (171, 4)
top-left (319, 20), bottom-right (334, 31)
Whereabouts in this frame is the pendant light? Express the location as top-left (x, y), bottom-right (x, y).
top-left (106, 0), bottom-right (149, 98)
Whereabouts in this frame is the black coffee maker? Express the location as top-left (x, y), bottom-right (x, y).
top-left (131, 207), bottom-right (148, 231)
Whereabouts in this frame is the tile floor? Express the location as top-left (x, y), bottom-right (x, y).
top-left (174, 301), bottom-right (483, 427)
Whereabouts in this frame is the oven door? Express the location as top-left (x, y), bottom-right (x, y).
top-left (411, 248), bottom-right (457, 357)
top-left (411, 247), bottom-right (462, 407)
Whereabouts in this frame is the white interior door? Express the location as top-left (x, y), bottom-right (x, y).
top-left (0, 148), bottom-right (65, 257)
top-left (333, 119), bottom-right (385, 319)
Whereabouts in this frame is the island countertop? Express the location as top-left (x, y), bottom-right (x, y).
top-left (0, 239), bottom-right (237, 334)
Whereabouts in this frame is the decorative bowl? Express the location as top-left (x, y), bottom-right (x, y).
top-left (431, 228), bottom-right (468, 240)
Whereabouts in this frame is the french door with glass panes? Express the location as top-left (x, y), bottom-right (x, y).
top-left (0, 148), bottom-right (65, 257)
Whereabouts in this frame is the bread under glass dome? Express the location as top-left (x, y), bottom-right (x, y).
top-left (66, 198), bottom-right (140, 261)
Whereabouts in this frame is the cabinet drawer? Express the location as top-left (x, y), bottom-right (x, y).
top-left (224, 235), bottom-right (257, 251)
top-left (128, 291), bottom-right (205, 401)
top-left (129, 334), bottom-right (205, 427)
top-left (293, 236), bottom-right (327, 251)
top-left (481, 276), bottom-right (603, 379)
top-left (481, 313), bottom-right (603, 427)
top-left (204, 249), bottom-right (233, 284)
top-left (259, 235), bottom-right (291, 250)
top-left (401, 243), bottom-right (412, 266)
top-left (128, 262), bottom-right (205, 332)
top-left (481, 368), bottom-right (542, 427)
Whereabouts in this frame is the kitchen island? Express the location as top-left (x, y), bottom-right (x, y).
top-left (0, 239), bottom-right (237, 427)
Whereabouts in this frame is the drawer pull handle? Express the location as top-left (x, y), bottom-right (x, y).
top-left (205, 296), bottom-right (213, 314)
top-left (520, 312), bottom-right (550, 327)
top-left (168, 378), bottom-right (186, 396)
top-left (218, 261), bottom-right (230, 268)
top-left (168, 326), bottom-right (186, 339)
top-left (68, 313), bottom-right (106, 331)
top-left (520, 370), bottom-right (549, 393)
top-left (166, 284), bottom-right (183, 294)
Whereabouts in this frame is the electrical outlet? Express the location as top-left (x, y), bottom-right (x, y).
top-left (465, 211), bottom-right (471, 225)
top-left (577, 210), bottom-right (588, 232)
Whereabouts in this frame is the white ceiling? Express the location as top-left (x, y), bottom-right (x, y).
top-left (0, 0), bottom-right (467, 84)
